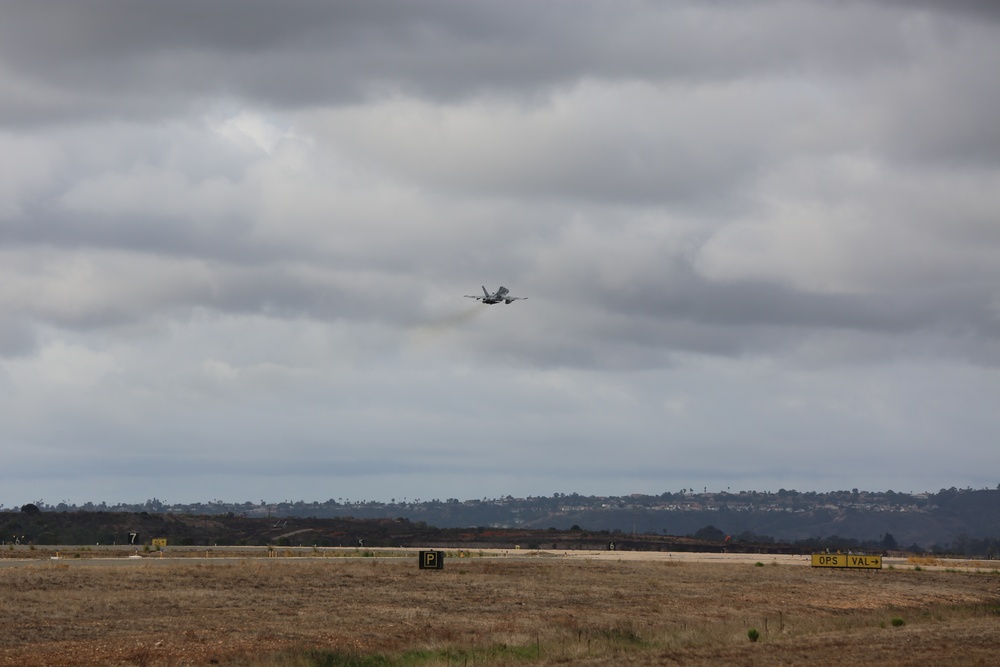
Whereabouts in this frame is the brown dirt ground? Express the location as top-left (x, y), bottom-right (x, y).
top-left (0, 550), bottom-right (998, 666)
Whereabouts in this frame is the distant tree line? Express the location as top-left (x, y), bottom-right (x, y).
top-left (687, 524), bottom-right (999, 558)
top-left (6, 486), bottom-right (999, 555)
top-left (11, 486), bottom-right (998, 516)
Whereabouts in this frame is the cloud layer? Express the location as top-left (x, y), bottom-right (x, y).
top-left (1, 1), bottom-right (998, 506)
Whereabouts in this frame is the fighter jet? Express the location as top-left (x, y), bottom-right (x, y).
top-left (464, 285), bottom-right (527, 305)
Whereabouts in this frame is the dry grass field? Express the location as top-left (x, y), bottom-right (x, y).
top-left (1, 550), bottom-right (998, 666)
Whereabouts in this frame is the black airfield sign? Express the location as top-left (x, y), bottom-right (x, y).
top-left (419, 550), bottom-right (445, 570)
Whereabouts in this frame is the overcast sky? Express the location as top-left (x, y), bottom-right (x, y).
top-left (1, 1), bottom-right (998, 508)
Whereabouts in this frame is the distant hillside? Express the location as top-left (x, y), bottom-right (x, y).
top-left (7, 486), bottom-right (999, 554)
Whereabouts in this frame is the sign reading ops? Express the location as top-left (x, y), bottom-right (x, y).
top-left (811, 553), bottom-right (882, 569)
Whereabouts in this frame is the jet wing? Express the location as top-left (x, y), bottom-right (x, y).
top-left (496, 286), bottom-right (526, 302)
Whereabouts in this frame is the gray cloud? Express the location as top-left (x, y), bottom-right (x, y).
top-left (1, 1), bottom-right (998, 506)
top-left (0, 1), bottom-right (965, 121)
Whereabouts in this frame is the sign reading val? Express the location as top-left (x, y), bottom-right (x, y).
top-left (811, 554), bottom-right (882, 569)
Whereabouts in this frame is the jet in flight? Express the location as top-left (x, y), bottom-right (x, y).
top-left (464, 285), bottom-right (527, 305)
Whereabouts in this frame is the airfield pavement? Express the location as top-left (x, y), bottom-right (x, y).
top-left (1, 547), bottom-right (998, 666)
top-left (1, 544), bottom-right (993, 572)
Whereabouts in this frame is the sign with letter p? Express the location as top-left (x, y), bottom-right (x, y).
top-left (419, 550), bottom-right (444, 570)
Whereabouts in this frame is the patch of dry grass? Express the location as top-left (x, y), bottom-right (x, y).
top-left (0, 556), bottom-right (998, 666)
top-left (907, 555), bottom-right (941, 567)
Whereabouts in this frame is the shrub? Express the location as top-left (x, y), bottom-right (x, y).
top-left (891, 617), bottom-right (905, 627)
top-left (747, 628), bottom-right (760, 642)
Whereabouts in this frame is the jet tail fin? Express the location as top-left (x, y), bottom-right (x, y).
top-left (482, 286), bottom-right (490, 297)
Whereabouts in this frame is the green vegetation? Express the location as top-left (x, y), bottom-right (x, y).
top-left (283, 644), bottom-right (544, 667)
top-left (593, 621), bottom-right (646, 646)
top-left (891, 617), bottom-right (906, 627)
top-left (254, 633), bottom-right (636, 667)
top-left (747, 628), bottom-right (760, 642)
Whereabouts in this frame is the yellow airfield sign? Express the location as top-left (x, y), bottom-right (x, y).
top-left (811, 553), bottom-right (882, 569)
